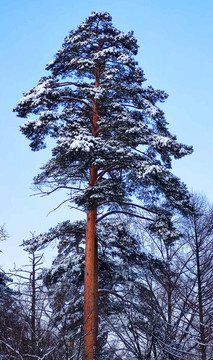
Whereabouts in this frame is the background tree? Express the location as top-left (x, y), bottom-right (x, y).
top-left (14, 11), bottom-right (192, 360)
top-left (0, 225), bottom-right (7, 242)
top-left (10, 251), bottom-right (59, 360)
top-left (179, 194), bottom-right (213, 360)
top-left (0, 270), bottom-right (29, 359)
top-left (142, 221), bottom-right (195, 360)
top-left (107, 212), bottom-right (193, 360)
top-left (133, 195), bottom-right (213, 360)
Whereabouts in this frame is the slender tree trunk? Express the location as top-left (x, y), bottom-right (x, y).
top-left (83, 39), bottom-right (100, 359)
top-left (165, 245), bottom-right (174, 360)
top-left (31, 252), bottom-right (36, 355)
top-left (70, 241), bottom-right (80, 358)
top-left (194, 218), bottom-right (206, 360)
top-left (84, 205), bottom-right (98, 360)
top-left (83, 89), bottom-right (99, 360)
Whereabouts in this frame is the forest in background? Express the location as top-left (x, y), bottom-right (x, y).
top-left (1, 11), bottom-right (213, 360)
top-left (1, 193), bottom-right (213, 360)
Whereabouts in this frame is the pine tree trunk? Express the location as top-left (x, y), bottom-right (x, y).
top-left (83, 49), bottom-right (100, 359)
top-left (83, 205), bottom-right (98, 360)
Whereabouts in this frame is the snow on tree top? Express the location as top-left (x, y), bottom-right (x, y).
top-left (14, 11), bottom-right (193, 213)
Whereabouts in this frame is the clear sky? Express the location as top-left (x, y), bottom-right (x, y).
top-left (0, 0), bottom-right (213, 270)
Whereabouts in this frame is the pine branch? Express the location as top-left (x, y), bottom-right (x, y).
top-left (96, 210), bottom-right (154, 223)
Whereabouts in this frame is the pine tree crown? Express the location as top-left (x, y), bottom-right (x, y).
top-left (14, 11), bottom-right (193, 214)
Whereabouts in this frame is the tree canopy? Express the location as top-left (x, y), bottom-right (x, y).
top-left (14, 11), bottom-right (192, 218)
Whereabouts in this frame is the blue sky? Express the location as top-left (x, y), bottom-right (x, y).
top-left (0, 0), bottom-right (213, 270)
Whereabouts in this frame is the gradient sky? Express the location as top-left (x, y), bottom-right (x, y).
top-left (0, 0), bottom-right (213, 270)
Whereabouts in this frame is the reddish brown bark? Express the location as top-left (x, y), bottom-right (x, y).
top-left (83, 40), bottom-right (101, 360)
top-left (83, 166), bottom-right (98, 359)
top-left (83, 91), bottom-right (99, 360)
top-left (84, 206), bottom-right (98, 360)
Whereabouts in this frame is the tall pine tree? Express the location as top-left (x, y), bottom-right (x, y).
top-left (14, 11), bottom-right (192, 360)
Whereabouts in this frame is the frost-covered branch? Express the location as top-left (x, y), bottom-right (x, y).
top-left (0, 340), bottom-right (24, 360)
top-left (96, 210), bottom-right (154, 223)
